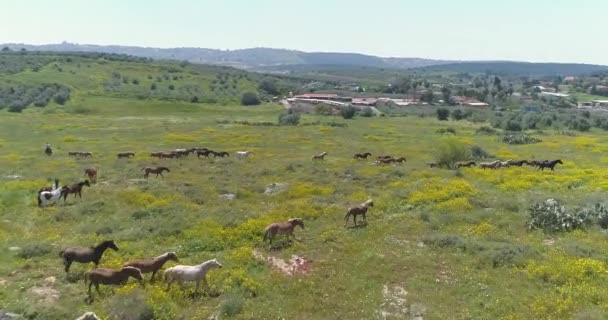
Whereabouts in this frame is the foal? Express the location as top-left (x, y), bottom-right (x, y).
top-left (85, 266), bottom-right (143, 299)
top-left (63, 180), bottom-right (91, 202)
top-left (263, 218), bottom-right (305, 244)
top-left (141, 166), bottom-right (170, 179)
top-left (164, 259), bottom-right (223, 292)
top-left (312, 152), bottom-right (328, 160)
top-left (59, 240), bottom-right (119, 272)
top-left (344, 199), bottom-right (374, 227)
top-left (456, 161), bottom-right (476, 168)
top-left (123, 252), bottom-right (179, 282)
top-left (84, 168), bottom-right (97, 183)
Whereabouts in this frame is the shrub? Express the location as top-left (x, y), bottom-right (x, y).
top-left (470, 145), bottom-right (490, 159)
top-left (18, 242), bottom-right (52, 259)
top-left (527, 199), bottom-right (594, 232)
top-left (436, 108), bottom-right (450, 121)
top-left (501, 134), bottom-right (542, 145)
top-left (219, 293), bottom-right (245, 317)
top-left (434, 138), bottom-right (469, 168)
top-left (278, 112), bottom-right (300, 126)
top-left (241, 92), bottom-right (261, 106)
top-left (451, 109), bottom-right (464, 120)
top-left (504, 119), bottom-right (522, 131)
top-left (340, 105), bottom-right (357, 119)
top-left (359, 107), bottom-right (374, 117)
top-left (475, 126), bottom-right (499, 135)
top-left (106, 290), bottom-right (154, 320)
top-left (436, 127), bottom-right (456, 135)
top-left (315, 105), bottom-right (334, 116)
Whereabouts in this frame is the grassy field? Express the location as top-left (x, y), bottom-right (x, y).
top-left (2, 97), bottom-right (608, 320)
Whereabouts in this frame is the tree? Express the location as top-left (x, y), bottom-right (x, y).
top-left (340, 105), bottom-right (357, 119)
top-left (436, 108), bottom-right (450, 121)
top-left (259, 78), bottom-right (280, 96)
top-left (168, 84), bottom-right (175, 90)
top-left (1, 46), bottom-right (10, 52)
top-left (441, 87), bottom-right (451, 104)
top-left (451, 109), bottom-right (464, 121)
top-left (420, 90), bottom-right (434, 103)
top-left (359, 107), bottom-right (374, 117)
top-left (150, 83), bottom-right (157, 90)
top-left (493, 76), bottom-right (501, 88)
top-left (241, 92), bottom-right (261, 106)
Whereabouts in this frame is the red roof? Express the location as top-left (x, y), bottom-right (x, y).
top-left (295, 93), bottom-right (339, 99)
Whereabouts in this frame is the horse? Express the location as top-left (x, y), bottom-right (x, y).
top-left (312, 152), bottom-right (328, 160)
top-left (263, 218), bottom-right (305, 244)
top-left (236, 151), bottom-right (254, 159)
top-left (164, 259), bottom-right (223, 292)
top-left (123, 252), bottom-right (179, 282)
top-left (538, 159), bottom-right (563, 171)
top-left (45, 146), bottom-right (52, 156)
top-left (479, 160), bottom-right (502, 169)
top-left (59, 240), bottom-right (119, 273)
top-left (527, 160), bottom-right (545, 167)
top-left (377, 155), bottom-right (393, 161)
top-left (84, 168), bottom-right (97, 183)
top-left (85, 267), bottom-right (143, 300)
top-left (38, 179), bottom-right (67, 207)
top-left (344, 199), bottom-right (374, 227)
top-left (456, 161), bottom-right (476, 168)
top-left (196, 149), bottom-right (214, 158)
top-left (117, 152), bottom-right (135, 159)
top-left (506, 160), bottom-right (529, 167)
top-left (353, 152), bottom-right (372, 160)
top-left (68, 151), bottom-right (81, 157)
top-left (376, 158), bottom-right (396, 165)
top-left (174, 149), bottom-right (190, 157)
top-left (213, 151), bottom-right (230, 158)
top-left (80, 152), bottom-right (93, 158)
top-left (427, 162), bottom-right (440, 168)
top-left (499, 160), bottom-right (512, 168)
top-left (62, 180), bottom-right (90, 202)
top-left (141, 166), bottom-right (170, 179)
top-left (150, 152), bottom-right (163, 159)
top-left (394, 157), bottom-right (407, 164)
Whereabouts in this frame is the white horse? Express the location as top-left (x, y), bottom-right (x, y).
top-left (164, 258), bottom-right (223, 291)
top-left (235, 151), bottom-right (254, 159)
top-left (38, 179), bottom-right (66, 207)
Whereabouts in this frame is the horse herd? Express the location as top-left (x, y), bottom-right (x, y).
top-left (425, 159), bottom-right (564, 171)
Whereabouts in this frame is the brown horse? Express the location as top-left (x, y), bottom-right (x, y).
top-left (123, 252), bottom-right (179, 282)
top-left (85, 267), bottom-right (143, 300)
top-left (394, 157), bottom-right (407, 164)
top-left (456, 161), bottom-right (476, 168)
top-left (62, 180), bottom-right (91, 202)
top-left (117, 152), bottom-right (135, 159)
top-left (150, 152), bottom-right (163, 159)
top-left (141, 166), bottom-right (170, 179)
top-left (59, 240), bottom-right (119, 273)
top-left (376, 158), bottom-right (396, 165)
top-left (84, 168), bottom-right (97, 183)
top-left (427, 162), bottom-right (440, 168)
top-left (538, 159), bottom-right (563, 171)
top-left (263, 218), bottom-right (305, 244)
top-left (344, 199), bottom-right (373, 227)
top-left (196, 149), bottom-right (214, 158)
top-left (312, 152), bottom-right (328, 160)
top-left (506, 160), bottom-right (529, 167)
top-left (354, 152), bottom-right (372, 160)
top-left (213, 151), bottom-right (230, 158)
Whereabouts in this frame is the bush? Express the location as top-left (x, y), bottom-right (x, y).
top-left (434, 138), bottom-right (469, 169)
top-left (527, 199), bottom-right (593, 232)
top-left (436, 108), bottom-right (450, 121)
top-left (18, 242), bottom-right (52, 259)
top-left (501, 134), bottom-right (542, 145)
top-left (241, 92), bottom-right (261, 106)
top-left (451, 109), bottom-right (464, 120)
top-left (504, 119), bottom-right (522, 131)
top-left (219, 293), bottom-right (245, 317)
top-left (475, 126), bottom-right (499, 135)
top-left (340, 105), bottom-right (357, 119)
top-left (106, 290), bottom-right (154, 320)
top-left (359, 107), bottom-right (374, 117)
top-left (315, 104), bottom-right (334, 116)
top-left (470, 145), bottom-right (490, 159)
top-left (436, 127), bottom-right (456, 135)
top-left (278, 112), bottom-right (300, 126)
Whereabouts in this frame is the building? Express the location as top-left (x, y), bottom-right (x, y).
top-left (593, 100), bottom-right (608, 108)
top-left (351, 98), bottom-right (377, 106)
top-left (293, 93), bottom-right (352, 103)
top-left (449, 96), bottom-right (489, 107)
top-left (540, 92), bottom-right (570, 98)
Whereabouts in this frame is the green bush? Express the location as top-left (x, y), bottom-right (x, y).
top-left (18, 242), bottom-right (52, 259)
top-left (501, 134), bottom-right (542, 145)
top-left (340, 105), bottom-right (357, 119)
top-left (219, 293), bottom-right (245, 317)
top-left (105, 290), bottom-right (154, 320)
top-left (527, 199), bottom-right (593, 232)
top-left (434, 138), bottom-right (469, 169)
top-left (241, 92), bottom-right (261, 106)
top-left (359, 107), bottom-right (374, 117)
top-left (470, 145), bottom-right (490, 159)
top-left (278, 112), bottom-right (300, 126)
top-left (436, 108), bottom-right (450, 121)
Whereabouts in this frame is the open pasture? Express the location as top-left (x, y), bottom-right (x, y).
top-left (2, 101), bottom-right (608, 319)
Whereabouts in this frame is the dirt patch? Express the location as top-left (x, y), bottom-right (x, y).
top-left (252, 249), bottom-right (311, 276)
top-left (29, 286), bottom-right (60, 304)
top-left (264, 183), bottom-right (288, 195)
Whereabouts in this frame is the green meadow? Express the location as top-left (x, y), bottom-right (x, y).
top-left (2, 54), bottom-right (608, 320)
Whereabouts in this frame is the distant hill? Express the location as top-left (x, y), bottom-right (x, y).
top-left (416, 61), bottom-right (608, 76)
top-left (1, 42), bottom-right (451, 70)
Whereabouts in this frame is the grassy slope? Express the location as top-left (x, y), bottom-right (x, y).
top-left (2, 56), bottom-right (608, 319)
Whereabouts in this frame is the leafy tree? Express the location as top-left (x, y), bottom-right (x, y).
top-left (1, 47), bottom-right (10, 52)
top-left (451, 109), bottom-right (464, 121)
top-left (190, 96), bottom-right (199, 103)
top-left (340, 105), bottom-right (357, 119)
top-left (168, 84), bottom-right (175, 90)
top-left (150, 83), bottom-right (157, 90)
top-left (441, 87), bottom-right (451, 104)
top-left (278, 111), bottom-right (300, 126)
top-left (241, 92), bottom-right (261, 106)
top-left (259, 78), bottom-right (280, 95)
top-left (436, 108), bottom-right (450, 121)
top-left (359, 107), bottom-right (374, 117)
top-left (505, 119), bottom-right (522, 131)
top-left (420, 90), bottom-right (434, 103)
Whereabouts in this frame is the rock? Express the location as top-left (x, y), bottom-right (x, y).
top-left (8, 247), bottom-right (21, 252)
top-left (76, 312), bottom-right (101, 320)
top-left (543, 239), bottom-right (556, 246)
top-left (29, 286), bottom-right (60, 304)
top-left (5, 175), bottom-right (22, 180)
top-left (220, 193), bottom-right (236, 201)
top-left (264, 183), bottom-right (288, 195)
top-left (0, 278), bottom-right (6, 286)
top-left (0, 311), bottom-right (22, 319)
top-left (43, 276), bottom-right (56, 286)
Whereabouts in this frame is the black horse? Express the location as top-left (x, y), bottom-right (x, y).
top-left (45, 146), bottom-right (53, 156)
top-left (537, 159), bottom-right (563, 171)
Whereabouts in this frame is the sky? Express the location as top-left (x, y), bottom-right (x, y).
top-left (1, 0), bottom-right (607, 65)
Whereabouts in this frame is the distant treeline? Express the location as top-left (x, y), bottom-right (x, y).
top-left (0, 84), bottom-right (70, 112)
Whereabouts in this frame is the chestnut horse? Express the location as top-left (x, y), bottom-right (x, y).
top-left (263, 218), bottom-right (305, 244)
top-left (141, 166), bottom-right (170, 179)
top-left (62, 180), bottom-right (91, 202)
top-left (123, 252), bottom-right (179, 282)
top-left (344, 199), bottom-right (374, 227)
top-left (85, 267), bottom-right (143, 300)
top-left (117, 152), bottom-right (135, 159)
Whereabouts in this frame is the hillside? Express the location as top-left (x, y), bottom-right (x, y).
top-left (2, 42), bottom-right (451, 70)
top-left (417, 61), bottom-right (608, 76)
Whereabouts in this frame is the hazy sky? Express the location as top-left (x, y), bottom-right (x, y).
top-left (1, 0), bottom-right (607, 64)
